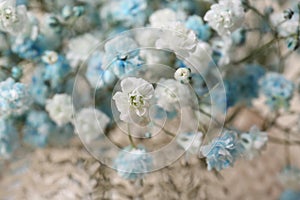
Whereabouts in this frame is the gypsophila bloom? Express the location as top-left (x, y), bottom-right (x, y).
top-left (155, 79), bottom-right (195, 113)
top-left (177, 132), bottom-right (203, 155)
top-left (0, 118), bottom-right (17, 158)
top-left (149, 8), bottom-right (177, 28)
top-left (204, 0), bottom-right (245, 36)
top-left (86, 51), bottom-right (117, 89)
top-left (201, 130), bottom-right (244, 171)
top-left (240, 126), bottom-right (268, 160)
top-left (260, 72), bottom-right (294, 110)
top-left (212, 37), bottom-right (233, 66)
top-left (45, 94), bottom-right (73, 127)
top-left (270, 12), bottom-right (299, 37)
top-left (114, 145), bottom-right (153, 180)
top-left (278, 166), bottom-right (300, 190)
top-left (174, 67), bottom-right (191, 83)
top-left (113, 77), bottom-right (154, 124)
top-left (74, 108), bottom-right (110, 143)
top-left (0, 78), bottom-right (31, 118)
top-left (103, 37), bottom-right (143, 78)
top-left (23, 110), bottom-right (56, 147)
top-left (185, 15), bottom-right (212, 41)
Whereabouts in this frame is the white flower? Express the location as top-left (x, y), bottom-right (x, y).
top-left (212, 37), bottom-right (233, 66)
top-left (66, 33), bottom-right (100, 68)
top-left (74, 108), bottom-right (110, 143)
top-left (155, 22), bottom-right (197, 57)
top-left (46, 94), bottom-right (73, 127)
top-left (176, 132), bottom-right (203, 155)
top-left (174, 67), bottom-right (191, 83)
top-left (204, 0), bottom-right (245, 36)
top-left (155, 79), bottom-right (195, 112)
top-left (186, 41), bottom-right (212, 73)
top-left (113, 77), bottom-right (154, 124)
top-left (149, 9), bottom-right (177, 28)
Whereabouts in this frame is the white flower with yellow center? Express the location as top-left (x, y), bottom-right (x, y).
top-left (174, 68), bottom-right (191, 83)
top-left (113, 77), bottom-right (154, 124)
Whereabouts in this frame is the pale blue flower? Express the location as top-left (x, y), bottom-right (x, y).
top-left (86, 51), bottom-right (117, 88)
top-left (114, 145), bottom-right (153, 180)
top-left (104, 37), bottom-right (143, 78)
top-left (23, 110), bottom-right (56, 148)
top-left (260, 72), bottom-right (294, 110)
top-left (201, 130), bottom-right (244, 171)
top-left (43, 53), bottom-right (71, 89)
top-left (185, 15), bottom-right (212, 41)
top-left (231, 28), bottom-right (247, 46)
top-left (30, 68), bottom-right (50, 105)
top-left (0, 118), bottom-right (18, 158)
top-left (11, 37), bottom-right (42, 60)
top-left (0, 78), bottom-right (31, 118)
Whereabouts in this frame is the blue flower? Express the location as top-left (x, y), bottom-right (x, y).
top-left (114, 145), bottom-right (153, 180)
top-left (113, 0), bottom-right (147, 27)
top-left (260, 72), bottom-right (294, 110)
top-left (0, 78), bottom-right (31, 118)
top-left (30, 68), bottom-right (50, 105)
top-left (0, 118), bottom-right (18, 158)
top-left (231, 28), bottom-right (247, 46)
top-left (43, 52), bottom-right (71, 89)
top-left (104, 37), bottom-right (143, 78)
top-left (23, 110), bottom-right (56, 148)
top-left (185, 15), bottom-right (212, 41)
top-left (280, 190), bottom-right (300, 200)
top-left (11, 37), bottom-right (43, 60)
top-left (86, 51), bottom-right (117, 88)
top-left (201, 130), bottom-right (244, 171)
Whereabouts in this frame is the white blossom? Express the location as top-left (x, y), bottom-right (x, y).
top-left (149, 8), bottom-right (177, 28)
top-left (204, 0), bottom-right (245, 36)
top-left (74, 108), bottom-right (110, 143)
top-left (155, 79), bottom-right (195, 112)
top-left (174, 67), bottom-right (191, 83)
top-left (113, 77), bottom-right (154, 124)
top-left (270, 12), bottom-right (299, 37)
top-left (46, 94), bottom-right (73, 127)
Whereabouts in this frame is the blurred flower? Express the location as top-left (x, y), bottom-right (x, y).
top-left (185, 15), bottom-right (212, 41)
top-left (260, 72), bottom-right (294, 110)
top-left (23, 110), bottom-right (56, 147)
top-left (0, 78), bottom-right (31, 118)
top-left (280, 189), bottom-right (300, 200)
top-left (113, 77), bottom-right (154, 124)
top-left (240, 126), bottom-right (268, 159)
top-left (74, 108), bottom-right (110, 143)
top-left (155, 79), bottom-right (195, 112)
top-left (149, 8), bottom-right (177, 28)
top-left (0, 118), bottom-right (17, 158)
top-left (29, 68), bottom-right (50, 105)
top-left (279, 166), bottom-right (300, 190)
top-left (204, 0), bottom-right (245, 35)
top-left (231, 28), bottom-right (247, 46)
top-left (174, 67), bottom-right (191, 83)
top-left (45, 94), bottom-right (73, 127)
top-left (103, 37), bottom-right (143, 78)
top-left (114, 145), bottom-right (153, 180)
top-left (201, 130), bottom-right (244, 171)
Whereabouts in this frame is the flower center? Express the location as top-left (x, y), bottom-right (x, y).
top-left (129, 91), bottom-right (145, 108)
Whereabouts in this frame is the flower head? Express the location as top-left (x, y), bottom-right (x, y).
top-left (0, 78), bottom-right (31, 118)
top-left (113, 77), bottom-right (154, 124)
top-left (174, 67), bottom-right (191, 83)
top-left (114, 145), bottom-right (153, 180)
top-left (204, 0), bottom-right (245, 36)
top-left (45, 94), bottom-right (73, 127)
top-left (201, 130), bottom-right (244, 171)
top-left (260, 72), bottom-right (294, 110)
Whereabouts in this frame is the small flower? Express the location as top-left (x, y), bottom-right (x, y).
top-left (239, 126), bottom-right (268, 159)
top-left (283, 9), bottom-right (294, 20)
top-left (103, 37), bottom-right (143, 78)
top-left (149, 8), bottom-right (177, 28)
top-left (113, 77), bottom-right (154, 124)
top-left (73, 108), bottom-right (110, 143)
top-left (185, 15), bottom-right (212, 41)
top-left (280, 189), bottom-right (300, 200)
top-left (260, 72), bottom-right (294, 110)
top-left (23, 110), bottom-right (56, 147)
top-left (201, 130), bottom-right (244, 171)
top-left (176, 132), bottom-right (203, 155)
top-left (155, 79), bottom-right (195, 113)
top-left (174, 67), bottom-right (191, 83)
top-left (30, 68), bottom-right (50, 105)
top-left (0, 118), bottom-right (18, 158)
top-left (278, 166), bottom-right (300, 190)
top-left (114, 145), bottom-right (153, 180)
top-left (212, 37), bottom-right (233, 66)
top-left (0, 78), bottom-right (31, 118)
top-left (45, 94), bottom-right (73, 127)
top-left (204, 0), bottom-right (245, 36)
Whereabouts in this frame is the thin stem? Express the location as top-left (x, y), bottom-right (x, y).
top-left (127, 124), bottom-right (137, 148)
top-left (152, 122), bottom-right (176, 137)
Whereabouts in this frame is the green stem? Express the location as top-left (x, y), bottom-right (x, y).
top-left (127, 124), bottom-right (137, 148)
top-left (152, 122), bottom-right (176, 137)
